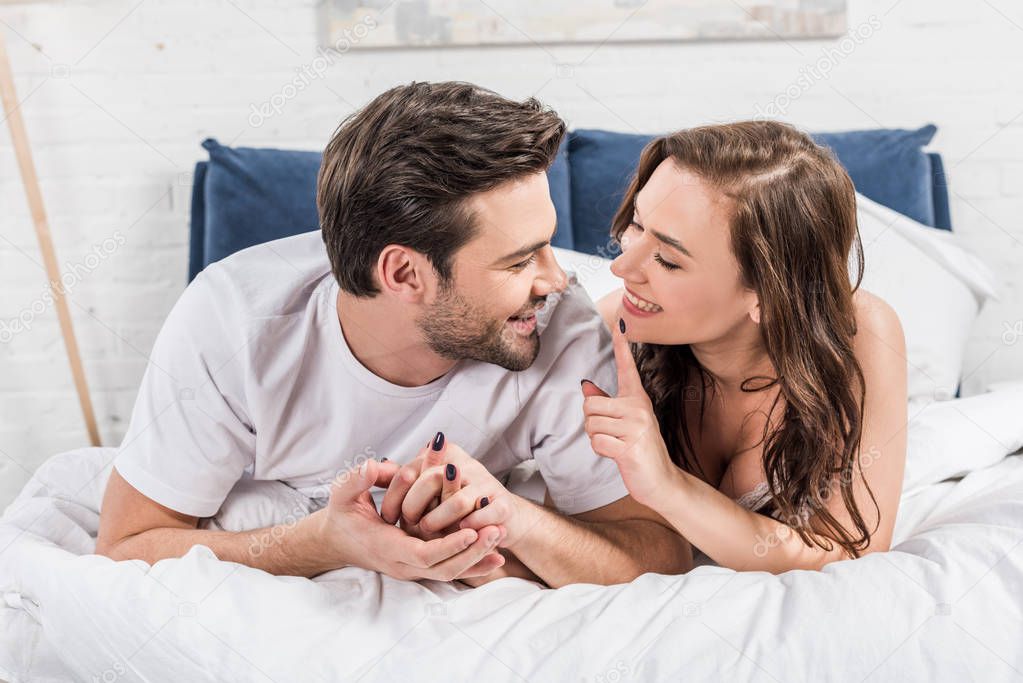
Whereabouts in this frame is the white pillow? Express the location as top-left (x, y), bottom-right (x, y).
top-left (903, 385), bottom-right (1023, 493)
top-left (552, 246), bottom-right (621, 305)
top-left (554, 192), bottom-right (999, 402)
top-left (854, 193), bottom-right (998, 400)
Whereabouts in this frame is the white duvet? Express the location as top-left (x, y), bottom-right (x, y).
top-left (3, 386), bottom-right (1023, 682)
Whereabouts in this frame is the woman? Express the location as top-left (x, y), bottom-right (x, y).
top-left (582, 120), bottom-right (908, 573)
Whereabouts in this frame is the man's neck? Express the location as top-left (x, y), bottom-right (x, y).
top-left (336, 289), bottom-right (456, 387)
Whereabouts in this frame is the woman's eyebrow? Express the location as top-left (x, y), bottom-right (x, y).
top-left (651, 229), bottom-right (693, 259)
top-left (633, 203), bottom-right (694, 259)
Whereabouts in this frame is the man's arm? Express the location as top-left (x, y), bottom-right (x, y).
top-left (492, 491), bottom-right (693, 588)
top-left (96, 463), bottom-right (506, 581)
top-left (460, 493), bottom-right (692, 589)
top-left (400, 441), bottom-right (692, 588)
top-left (96, 468), bottom-right (337, 577)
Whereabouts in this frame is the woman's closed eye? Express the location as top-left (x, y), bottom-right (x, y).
top-left (627, 220), bottom-right (682, 271)
top-left (654, 253), bottom-right (682, 271)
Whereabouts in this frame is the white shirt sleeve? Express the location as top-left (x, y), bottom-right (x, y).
top-left (113, 269), bottom-right (256, 517)
top-left (512, 278), bottom-right (630, 515)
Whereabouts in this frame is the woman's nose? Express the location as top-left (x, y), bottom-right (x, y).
top-left (610, 249), bottom-right (639, 281)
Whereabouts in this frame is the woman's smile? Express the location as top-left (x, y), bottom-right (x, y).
top-left (622, 287), bottom-right (663, 316)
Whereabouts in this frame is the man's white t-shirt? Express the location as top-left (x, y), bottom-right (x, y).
top-left (114, 230), bottom-right (628, 518)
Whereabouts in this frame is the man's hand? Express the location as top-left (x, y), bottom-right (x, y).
top-left (312, 457), bottom-right (505, 582)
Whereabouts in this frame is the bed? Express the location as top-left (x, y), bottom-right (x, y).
top-left (3, 126), bottom-right (1021, 682)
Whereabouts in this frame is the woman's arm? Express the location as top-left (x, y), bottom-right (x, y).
top-left (583, 299), bottom-right (907, 573)
top-left (655, 297), bottom-right (907, 571)
top-left (651, 468), bottom-right (850, 572)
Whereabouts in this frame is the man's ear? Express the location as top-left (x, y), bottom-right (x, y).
top-left (377, 245), bottom-right (431, 302)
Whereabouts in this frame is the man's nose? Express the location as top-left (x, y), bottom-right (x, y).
top-left (535, 248), bottom-right (568, 295)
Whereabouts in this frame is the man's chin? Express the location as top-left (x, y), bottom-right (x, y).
top-left (490, 322), bottom-right (540, 371)
top-left (419, 300), bottom-right (542, 371)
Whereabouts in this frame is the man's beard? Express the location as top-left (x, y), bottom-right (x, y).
top-left (418, 283), bottom-right (542, 372)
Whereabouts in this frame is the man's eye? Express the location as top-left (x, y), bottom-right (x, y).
top-left (654, 253), bottom-right (682, 271)
top-left (511, 253), bottom-right (538, 271)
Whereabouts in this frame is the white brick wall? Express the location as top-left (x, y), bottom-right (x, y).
top-left (2, 0), bottom-right (1021, 507)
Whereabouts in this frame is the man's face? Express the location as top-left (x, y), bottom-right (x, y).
top-left (418, 171), bottom-right (567, 371)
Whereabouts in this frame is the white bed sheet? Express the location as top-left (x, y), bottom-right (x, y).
top-left (2, 391), bottom-right (1023, 682)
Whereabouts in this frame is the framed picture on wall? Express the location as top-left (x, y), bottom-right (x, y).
top-left (318, 0), bottom-right (848, 50)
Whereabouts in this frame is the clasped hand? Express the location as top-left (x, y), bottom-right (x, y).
top-left (320, 432), bottom-right (531, 584)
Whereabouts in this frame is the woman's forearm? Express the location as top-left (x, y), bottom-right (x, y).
top-left (653, 468), bottom-right (849, 573)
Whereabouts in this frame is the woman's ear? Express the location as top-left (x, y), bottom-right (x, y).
top-left (748, 296), bottom-right (761, 325)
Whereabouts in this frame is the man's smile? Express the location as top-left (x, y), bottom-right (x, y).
top-left (506, 299), bottom-right (546, 335)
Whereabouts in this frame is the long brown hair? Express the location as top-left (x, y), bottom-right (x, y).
top-left (611, 120), bottom-right (877, 558)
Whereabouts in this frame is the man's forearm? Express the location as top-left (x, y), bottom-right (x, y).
top-left (508, 498), bottom-right (692, 588)
top-left (98, 511), bottom-right (338, 578)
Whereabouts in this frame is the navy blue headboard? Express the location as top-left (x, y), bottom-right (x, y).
top-left (188, 126), bottom-right (950, 281)
top-left (928, 153), bottom-right (952, 231)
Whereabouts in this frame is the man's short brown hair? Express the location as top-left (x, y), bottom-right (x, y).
top-left (317, 81), bottom-right (566, 297)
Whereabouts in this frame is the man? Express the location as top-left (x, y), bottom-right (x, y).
top-left (96, 81), bottom-right (692, 588)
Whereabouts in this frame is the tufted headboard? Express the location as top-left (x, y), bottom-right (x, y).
top-left (188, 125), bottom-right (950, 281)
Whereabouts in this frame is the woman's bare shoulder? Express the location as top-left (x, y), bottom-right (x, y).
top-left (852, 289), bottom-right (905, 355)
top-left (595, 288), bottom-right (623, 332)
top-left (851, 288), bottom-right (908, 398)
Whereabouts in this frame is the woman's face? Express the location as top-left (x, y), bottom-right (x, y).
top-left (610, 158), bottom-right (759, 346)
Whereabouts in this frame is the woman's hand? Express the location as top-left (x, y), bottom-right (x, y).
top-left (378, 436), bottom-right (507, 578)
top-left (382, 434), bottom-right (517, 544)
top-left (581, 317), bottom-right (679, 509)
top-left (414, 441), bottom-right (536, 551)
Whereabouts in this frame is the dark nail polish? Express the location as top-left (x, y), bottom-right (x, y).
top-left (432, 431), bottom-right (445, 452)
top-left (619, 318), bottom-right (626, 334)
top-left (480, 496), bottom-right (489, 508)
top-left (445, 463), bottom-right (456, 481)
top-left (580, 378), bottom-right (590, 387)
top-left (381, 457), bottom-right (389, 462)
